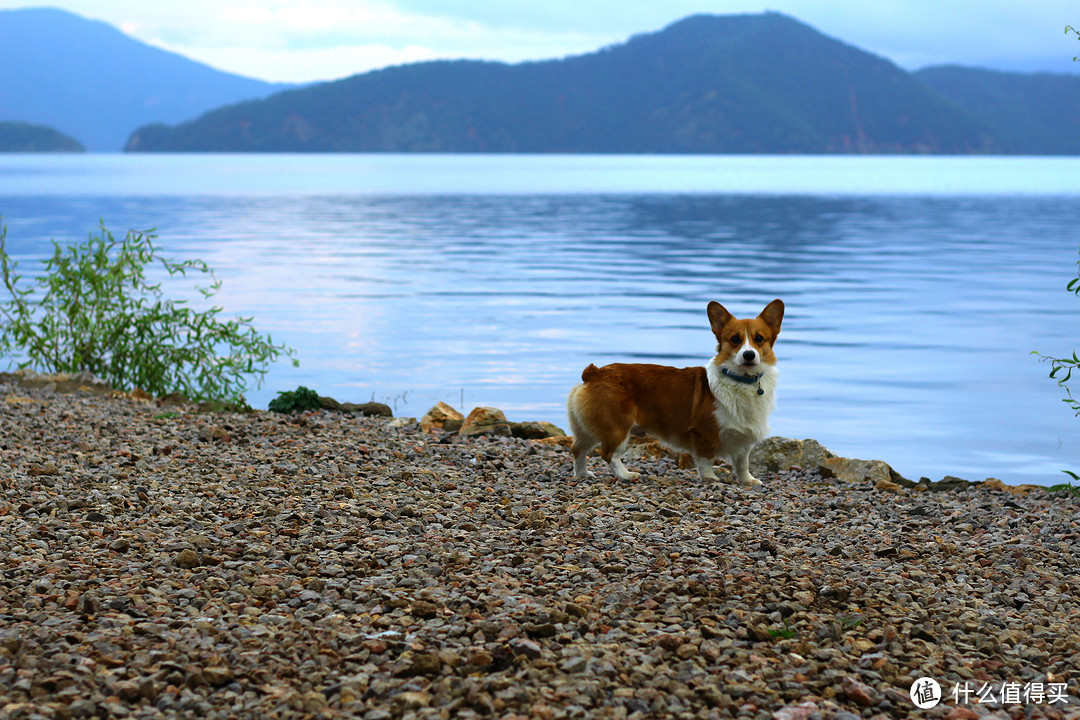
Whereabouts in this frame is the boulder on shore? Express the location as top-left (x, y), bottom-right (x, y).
top-left (420, 402), bottom-right (465, 433)
top-left (511, 420), bottom-right (567, 440)
top-left (460, 407), bottom-right (512, 437)
top-left (423, 403), bottom-right (567, 439)
top-left (314, 395), bottom-right (395, 417)
top-left (751, 437), bottom-right (911, 489)
top-left (819, 457), bottom-right (907, 493)
top-left (750, 437), bottom-right (836, 475)
top-left (340, 401), bottom-right (393, 417)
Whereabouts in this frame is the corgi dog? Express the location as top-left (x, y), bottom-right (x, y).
top-left (567, 299), bottom-right (784, 486)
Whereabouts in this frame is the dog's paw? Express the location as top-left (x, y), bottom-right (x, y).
top-left (738, 474), bottom-right (762, 488)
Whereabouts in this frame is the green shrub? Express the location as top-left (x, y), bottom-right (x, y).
top-left (1048, 479), bottom-right (1080, 496)
top-left (268, 385), bottom-right (322, 413)
top-left (0, 222), bottom-right (297, 403)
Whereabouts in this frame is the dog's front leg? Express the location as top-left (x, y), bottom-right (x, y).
top-left (733, 451), bottom-right (761, 487)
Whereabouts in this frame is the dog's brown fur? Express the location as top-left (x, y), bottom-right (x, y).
top-left (567, 299), bottom-right (784, 484)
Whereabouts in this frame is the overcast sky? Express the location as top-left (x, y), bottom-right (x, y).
top-left (3, 0), bottom-right (1078, 83)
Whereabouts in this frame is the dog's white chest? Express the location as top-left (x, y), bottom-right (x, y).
top-left (705, 360), bottom-right (777, 443)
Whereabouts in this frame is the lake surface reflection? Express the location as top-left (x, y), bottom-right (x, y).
top-left (1, 154), bottom-right (1079, 485)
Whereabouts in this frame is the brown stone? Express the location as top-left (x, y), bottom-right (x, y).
top-left (339, 401), bottom-right (393, 417)
top-left (395, 652), bottom-right (441, 677)
top-left (821, 457), bottom-right (906, 488)
top-left (197, 426), bottom-right (230, 442)
top-left (393, 691), bottom-right (432, 709)
top-left (534, 435), bottom-right (573, 448)
top-left (981, 478), bottom-right (1041, 497)
top-left (174, 549), bottom-right (202, 569)
top-left (841, 675), bottom-right (880, 706)
top-left (203, 666), bottom-right (234, 686)
top-left (460, 407), bottom-right (512, 437)
top-left (510, 421), bottom-right (566, 440)
top-left (774, 702), bottom-right (822, 720)
top-left (750, 437), bottom-right (836, 474)
top-left (655, 633), bottom-right (684, 651)
top-left (467, 649), bottom-right (493, 667)
top-left (410, 599), bottom-right (439, 618)
top-left (945, 707), bottom-right (979, 720)
top-left (420, 401), bottom-right (465, 433)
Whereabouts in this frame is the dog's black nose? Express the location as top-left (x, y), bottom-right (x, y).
top-left (742, 350), bottom-right (757, 362)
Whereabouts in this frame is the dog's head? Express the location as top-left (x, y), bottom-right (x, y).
top-left (707, 299), bottom-right (784, 371)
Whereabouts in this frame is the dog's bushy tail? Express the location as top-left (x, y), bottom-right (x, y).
top-left (581, 363), bottom-right (600, 383)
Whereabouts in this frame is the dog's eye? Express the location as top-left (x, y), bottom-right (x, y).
top-left (754, 334), bottom-right (765, 344)
top-left (730, 334), bottom-right (741, 345)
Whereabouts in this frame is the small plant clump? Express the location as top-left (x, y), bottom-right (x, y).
top-left (268, 385), bottom-right (322, 413)
top-left (1048, 480), bottom-right (1080, 497)
top-left (0, 222), bottom-right (297, 403)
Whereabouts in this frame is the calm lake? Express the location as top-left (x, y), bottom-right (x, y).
top-left (1, 154), bottom-right (1079, 486)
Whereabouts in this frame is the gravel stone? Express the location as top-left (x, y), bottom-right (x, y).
top-left (1, 378), bottom-right (1078, 719)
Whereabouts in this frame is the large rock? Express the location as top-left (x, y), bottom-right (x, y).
top-left (820, 457), bottom-right (908, 492)
top-left (751, 436), bottom-right (915, 490)
top-left (339, 401), bottom-right (393, 417)
top-left (980, 478), bottom-right (1043, 497)
top-left (316, 395), bottom-right (393, 417)
top-left (420, 402), bottom-right (465, 433)
top-left (534, 435), bottom-right (573, 448)
top-left (511, 421), bottom-right (567, 440)
top-left (460, 407), bottom-right (512, 437)
top-left (750, 437), bottom-right (835, 474)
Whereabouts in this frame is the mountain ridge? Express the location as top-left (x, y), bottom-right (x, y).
top-left (0, 7), bottom-right (292, 150)
top-left (4, 8), bottom-right (1078, 154)
top-left (127, 12), bottom-right (1012, 154)
top-left (915, 65), bottom-right (1080, 154)
top-left (0, 121), bottom-right (85, 152)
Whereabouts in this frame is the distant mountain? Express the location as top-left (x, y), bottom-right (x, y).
top-left (0, 7), bottom-right (292, 151)
top-left (126, 13), bottom-right (1002, 154)
top-left (0, 121), bottom-right (85, 152)
top-left (915, 65), bottom-right (1080, 155)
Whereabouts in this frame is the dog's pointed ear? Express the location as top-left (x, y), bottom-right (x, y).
top-left (758, 299), bottom-right (785, 335)
top-left (707, 301), bottom-right (733, 338)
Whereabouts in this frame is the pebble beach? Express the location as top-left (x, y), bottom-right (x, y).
top-left (1, 376), bottom-right (1079, 720)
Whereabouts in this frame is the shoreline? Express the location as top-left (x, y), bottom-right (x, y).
top-left (2, 370), bottom-right (1061, 491)
top-left (1, 379), bottom-right (1079, 718)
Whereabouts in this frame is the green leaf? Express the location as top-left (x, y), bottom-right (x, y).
top-left (0, 223), bottom-right (298, 402)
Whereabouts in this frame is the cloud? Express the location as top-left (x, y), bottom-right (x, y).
top-left (96, 0), bottom-right (612, 81)
top-left (162, 43), bottom-right (441, 83)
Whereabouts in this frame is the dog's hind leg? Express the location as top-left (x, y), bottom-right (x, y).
top-left (602, 434), bottom-right (640, 481)
top-left (568, 382), bottom-right (639, 481)
top-left (570, 435), bottom-right (597, 478)
top-left (567, 388), bottom-right (598, 478)
top-left (694, 455), bottom-right (719, 481)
